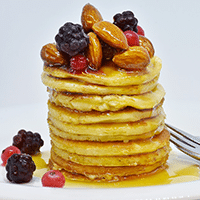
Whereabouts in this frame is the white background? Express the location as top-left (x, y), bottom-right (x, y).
top-left (0, 0), bottom-right (200, 132)
top-left (0, 1), bottom-right (200, 199)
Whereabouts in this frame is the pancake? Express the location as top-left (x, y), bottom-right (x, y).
top-left (48, 120), bottom-right (165, 142)
top-left (51, 143), bottom-right (170, 166)
top-left (48, 83), bottom-right (165, 111)
top-left (50, 129), bottom-right (170, 156)
top-left (41, 4), bottom-right (170, 183)
top-left (43, 56), bottom-right (162, 86)
top-left (47, 99), bottom-right (164, 124)
top-left (50, 163), bottom-right (167, 182)
top-left (48, 110), bottom-right (165, 137)
top-left (50, 150), bottom-right (168, 182)
top-left (42, 72), bottom-right (159, 95)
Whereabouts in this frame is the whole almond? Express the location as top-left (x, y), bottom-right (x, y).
top-left (112, 46), bottom-right (150, 70)
top-left (87, 32), bottom-right (102, 69)
top-left (81, 3), bottom-right (103, 33)
top-left (92, 21), bottom-right (129, 50)
top-left (139, 36), bottom-right (155, 58)
top-left (40, 43), bottom-right (67, 65)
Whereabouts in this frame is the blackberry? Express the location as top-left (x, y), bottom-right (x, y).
top-left (113, 11), bottom-right (138, 32)
top-left (13, 129), bottom-right (44, 155)
top-left (55, 22), bottom-right (89, 56)
top-left (6, 154), bottom-right (36, 183)
top-left (100, 40), bottom-right (117, 61)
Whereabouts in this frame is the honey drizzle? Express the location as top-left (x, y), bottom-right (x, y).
top-left (32, 151), bottom-right (200, 188)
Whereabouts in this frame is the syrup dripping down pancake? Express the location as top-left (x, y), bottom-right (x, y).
top-left (47, 99), bottom-right (164, 124)
top-left (49, 151), bottom-right (168, 182)
top-left (48, 110), bottom-right (165, 138)
top-left (50, 129), bottom-right (170, 156)
top-left (43, 56), bottom-right (162, 86)
top-left (51, 143), bottom-right (170, 167)
top-left (48, 121), bottom-right (165, 142)
top-left (41, 72), bottom-right (159, 95)
top-left (48, 84), bottom-right (165, 112)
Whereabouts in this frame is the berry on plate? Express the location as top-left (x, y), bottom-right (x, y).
top-left (42, 170), bottom-right (65, 188)
top-left (124, 30), bottom-right (139, 46)
top-left (12, 129), bottom-right (44, 155)
top-left (1, 146), bottom-right (21, 166)
top-left (6, 154), bottom-right (36, 183)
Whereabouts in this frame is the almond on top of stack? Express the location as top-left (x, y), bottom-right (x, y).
top-left (41, 3), bottom-right (170, 182)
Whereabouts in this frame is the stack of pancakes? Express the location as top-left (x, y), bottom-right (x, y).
top-left (41, 56), bottom-right (170, 182)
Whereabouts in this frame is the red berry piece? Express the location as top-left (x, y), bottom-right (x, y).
top-left (137, 25), bottom-right (145, 36)
top-left (1, 146), bottom-right (21, 166)
top-left (70, 54), bottom-right (88, 71)
top-left (124, 30), bottom-right (139, 46)
top-left (42, 170), bottom-right (65, 188)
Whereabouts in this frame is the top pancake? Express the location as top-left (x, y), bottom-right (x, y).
top-left (43, 56), bottom-right (161, 86)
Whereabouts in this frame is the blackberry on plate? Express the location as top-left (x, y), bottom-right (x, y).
top-left (13, 129), bottom-right (44, 155)
top-left (6, 154), bottom-right (36, 183)
top-left (55, 22), bottom-right (89, 57)
top-left (113, 11), bottom-right (138, 32)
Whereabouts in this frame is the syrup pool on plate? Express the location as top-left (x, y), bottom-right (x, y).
top-left (32, 150), bottom-right (200, 188)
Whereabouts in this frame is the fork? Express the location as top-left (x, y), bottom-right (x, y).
top-left (166, 123), bottom-right (200, 160)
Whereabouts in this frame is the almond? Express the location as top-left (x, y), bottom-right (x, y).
top-left (139, 36), bottom-right (155, 58)
top-left (81, 3), bottom-right (103, 33)
top-left (92, 21), bottom-right (129, 50)
top-left (87, 32), bottom-right (102, 69)
top-left (112, 46), bottom-right (150, 70)
top-left (40, 43), bottom-right (67, 65)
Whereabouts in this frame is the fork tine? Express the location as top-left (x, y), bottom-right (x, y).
top-left (173, 142), bottom-right (200, 160)
top-left (169, 128), bottom-right (197, 148)
top-left (178, 146), bottom-right (200, 160)
top-left (166, 123), bottom-right (200, 145)
top-left (170, 134), bottom-right (198, 153)
top-left (167, 123), bottom-right (200, 161)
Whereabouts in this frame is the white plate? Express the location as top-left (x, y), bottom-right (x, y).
top-left (0, 103), bottom-right (200, 200)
